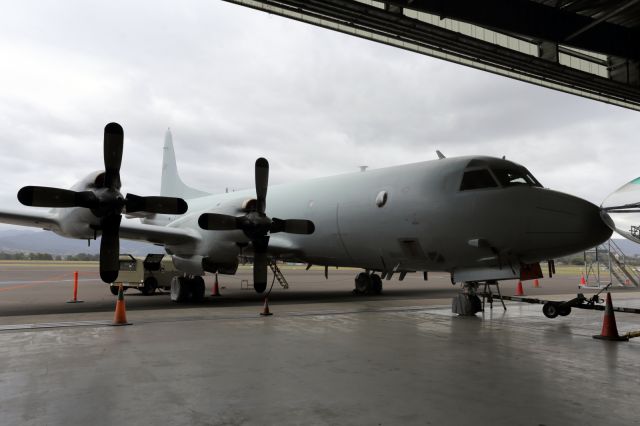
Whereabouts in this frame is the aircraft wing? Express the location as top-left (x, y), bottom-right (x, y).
top-left (0, 208), bottom-right (61, 231)
top-left (119, 221), bottom-right (201, 247)
top-left (0, 208), bottom-right (200, 247)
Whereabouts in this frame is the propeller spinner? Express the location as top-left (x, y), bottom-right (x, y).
top-left (17, 122), bottom-right (188, 283)
top-left (198, 158), bottom-right (315, 293)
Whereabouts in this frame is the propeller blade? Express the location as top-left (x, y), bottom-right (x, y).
top-left (198, 213), bottom-right (240, 230)
top-left (17, 186), bottom-right (98, 209)
top-left (99, 214), bottom-right (122, 283)
top-left (271, 218), bottom-right (315, 234)
top-left (253, 252), bottom-right (268, 293)
top-left (602, 201), bottom-right (640, 212)
top-left (103, 122), bottom-right (124, 189)
top-left (18, 186), bottom-right (78, 207)
top-left (255, 157), bottom-right (269, 214)
top-left (125, 194), bottom-right (188, 214)
top-left (253, 236), bottom-right (269, 293)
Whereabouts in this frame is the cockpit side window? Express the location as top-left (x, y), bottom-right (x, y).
top-left (460, 169), bottom-right (498, 191)
top-left (492, 168), bottom-right (542, 188)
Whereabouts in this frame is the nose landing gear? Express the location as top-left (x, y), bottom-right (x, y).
top-left (452, 282), bottom-right (483, 316)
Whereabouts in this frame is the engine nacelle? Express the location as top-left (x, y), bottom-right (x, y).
top-left (69, 170), bottom-right (107, 192)
top-left (53, 171), bottom-right (107, 239)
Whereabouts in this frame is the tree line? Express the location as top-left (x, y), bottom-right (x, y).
top-left (0, 252), bottom-right (101, 261)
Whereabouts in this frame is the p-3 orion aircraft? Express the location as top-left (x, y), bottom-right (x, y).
top-left (0, 123), bottom-right (635, 308)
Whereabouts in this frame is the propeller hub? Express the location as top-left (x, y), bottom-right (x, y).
top-left (240, 212), bottom-right (272, 240)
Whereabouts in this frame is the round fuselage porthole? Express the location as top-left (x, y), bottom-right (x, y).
top-left (376, 190), bottom-right (388, 207)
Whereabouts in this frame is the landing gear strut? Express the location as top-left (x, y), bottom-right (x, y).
top-left (452, 282), bottom-right (482, 316)
top-left (170, 275), bottom-right (206, 303)
top-left (353, 272), bottom-right (383, 295)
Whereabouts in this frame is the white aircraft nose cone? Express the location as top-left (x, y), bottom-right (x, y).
top-left (601, 176), bottom-right (640, 244)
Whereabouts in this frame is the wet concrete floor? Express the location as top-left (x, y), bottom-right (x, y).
top-left (1, 263), bottom-right (640, 425)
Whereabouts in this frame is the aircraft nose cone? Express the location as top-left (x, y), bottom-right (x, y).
top-left (525, 191), bottom-right (612, 258)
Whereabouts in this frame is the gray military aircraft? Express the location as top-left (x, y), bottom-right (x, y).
top-left (0, 123), bottom-right (624, 309)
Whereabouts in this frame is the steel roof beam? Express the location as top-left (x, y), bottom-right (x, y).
top-left (386, 0), bottom-right (640, 61)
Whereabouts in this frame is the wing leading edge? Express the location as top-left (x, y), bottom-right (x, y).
top-left (119, 221), bottom-right (201, 247)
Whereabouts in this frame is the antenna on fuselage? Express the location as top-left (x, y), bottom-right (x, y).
top-left (436, 150), bottom-right (446, 159)
top-left (359, 166), bottom-right (368, 172)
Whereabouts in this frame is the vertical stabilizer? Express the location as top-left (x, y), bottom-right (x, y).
top-left (161, 129), bottom-right (210, 199)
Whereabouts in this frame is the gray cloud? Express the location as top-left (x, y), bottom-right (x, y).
top-left (0, 0), bottom-right (638, 233)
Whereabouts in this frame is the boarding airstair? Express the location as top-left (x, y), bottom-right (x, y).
top-left (583, 239), bottom-right (640, 288)
top-left (269, 261), bottom-right (289, 289)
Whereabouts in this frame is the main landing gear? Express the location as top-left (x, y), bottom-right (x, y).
top-left (170, 275), bottom-right (206, 303)
top-left (353, 272), bottom-right (383, 295)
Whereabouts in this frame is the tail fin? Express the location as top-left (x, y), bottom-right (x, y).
top-left (161, 129), bottom-right (210, 199)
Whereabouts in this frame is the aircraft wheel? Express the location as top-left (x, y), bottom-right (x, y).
top-left (558, 305), bottom-right (572, 317)
top-left (354, 272), bottom-right (372, 294)
top-left (370, 274), bottom-right (383, 295)
top-left (171, 276), bottom-right (190, 302)
top-left (109, 286), bottom-right (119, 296)
top-left (141, 277), bottom-right (158, 295)
top-left (191, 276), bottom-right (205, 301)
top-left (542, 302), bottom-right (559, 319)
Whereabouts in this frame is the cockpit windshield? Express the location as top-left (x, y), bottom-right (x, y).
top-left (459, 169), bottom-right (498, 191)
top-left (459, 160), bottom-right (543, 191)
top-left (491, 167), bottom-right (542, 188)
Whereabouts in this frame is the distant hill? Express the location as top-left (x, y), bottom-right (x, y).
top-left (0, 229), bottom-right (163, 256)
top-left (608, 238), bottom-right (640, 256)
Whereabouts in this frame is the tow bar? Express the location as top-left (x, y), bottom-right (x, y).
top-left (493, 284), bottom-right (640, 318)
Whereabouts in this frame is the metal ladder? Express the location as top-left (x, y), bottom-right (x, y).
top-left (584, 239), bottom-right (640, 287)
top-left (269, 262), bottom-right (289, 289)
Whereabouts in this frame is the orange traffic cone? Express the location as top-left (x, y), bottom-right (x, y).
top-left (260, 296), bottom-right (273, 316)
top-left (580, 273), bottom-right (587, 286)
top-left (112, 284), bottom-right (131, 326)
top-left (514, 281), bottom-right (524, 296)
top-left (533, 279), bottom-right (540, 288)
top-left (66, 271), bottom-right (84, 303)
top-left (593, 292), bottom-right (628, 341)
top-left (211, 272), bottom-right (221, 297)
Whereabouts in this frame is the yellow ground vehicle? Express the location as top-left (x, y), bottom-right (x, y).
top-left (110, 254), bottom-right (182, 295)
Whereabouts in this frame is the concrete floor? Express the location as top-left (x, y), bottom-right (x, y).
top-left (1, 263), bottom-right (640, 425)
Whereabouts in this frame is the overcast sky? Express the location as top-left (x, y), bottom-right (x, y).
top-left (1, 0), bottom-right (638, 232)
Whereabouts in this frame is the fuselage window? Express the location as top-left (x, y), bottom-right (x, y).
top-left (492, 168), bottom-right (542, 187)
top-left (459, 169), bottom-right (498, 191)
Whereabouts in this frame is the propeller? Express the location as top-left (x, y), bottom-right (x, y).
top-left (601, 177), bottom-right (640, 244)
top-left (198, 158), bottom-right (315, 293)
top-left (17, 122), bottom-right (188, 283)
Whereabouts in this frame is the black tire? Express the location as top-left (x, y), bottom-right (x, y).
top-left (469, 294), bottom-right (482, 313)
top-left (141, 277), bottom-right (158, 295)
top-left (191, 276), bottom-right (205, 301)
top-left (543, 302), bottom-right (559, 319)
top-left (558, 305), bottom-right (572, 317)
top-left (370, 274), bottom-right (383, 295)
top-left (170, 276), bottom-right (189, 302)
top-left (355, 272), bottom-right (372, 294)
top-left (109, 286), bottom-right (119, 296)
